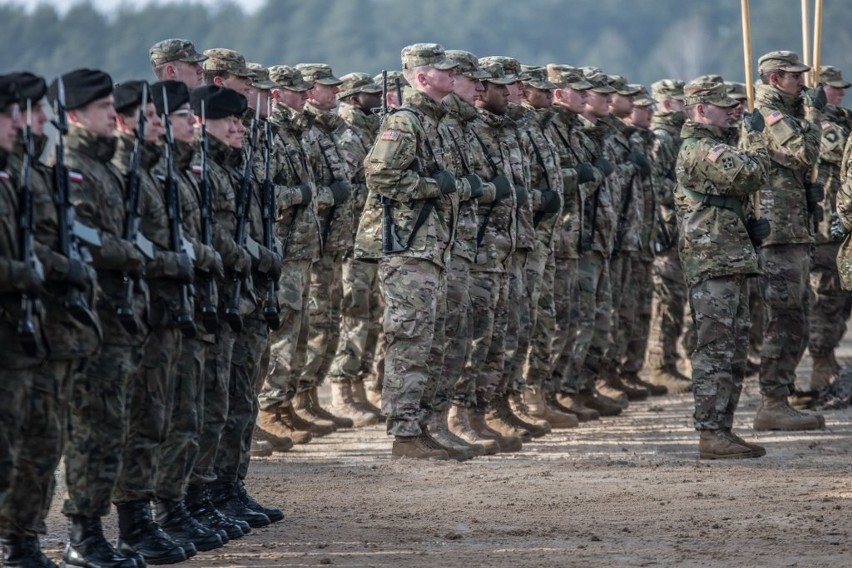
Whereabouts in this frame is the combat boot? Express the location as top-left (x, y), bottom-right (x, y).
top-left (234, 480), bottom-right (285, 523)
top-left (753, 394), bottom-right (825, 431)
top-left (185, 484), bottom-right (245, 541)
top-left (253, 424), bottom-right (293, 453)
top-left (328, 382), bottom-right (382, 427)
top-left (288, 397), bottom-right (337, 436)
top-left (621, 371), bottom-right (667, 396)
top-left (447, 403), bottom-right (499, 455)
top-left (508, 393), bottom-right (553, 435)
top-left (63, 516), bottom-right (138, 568)
top-left (299, 387), bottom-right (354, 428)
top-left (810, 354), bottom-right (837, 391)
top-left (116, 501), bottom-right (188, 565)
top-left (350, 380), bottom-right (384, 417)
top-left (647, 366), bottom-right (692, 394)
top-left (257, 405), bottom-right (313, 444)
top-left (551, 392), bottom-right (600, 422)
top-left (485, 397), bottom-right (534, 441)
top-left (521, 388), bottom-right (579, 429)
top-left (420, 424), bottom-right (475, 461)
top-left (250, 437), bottom-right (274, 457)
top-left (469, 408), bottom-right (523, 452)
top-left (699, 430), bottom-right (765, 460)
top-left (154, 499), bottom-right (224, 552)
top-left (601, 373), bottom-right (649, 401)
top-left (364, 380), bottom-right (383, 410)
top-left (2, 534), bottom-right (57, 567)
top-left (593, 379), bottom-right (630, 409)
top-left (571, 389), bottom-right (622, 417)
top-left (723, 429), bottom-right (766, 456)
top-left (210, 481), bottom-right (270, 529)
top-left (427, 409), bottom-right (485, 459)
top-left (391, 435), bottom-right (449, 460)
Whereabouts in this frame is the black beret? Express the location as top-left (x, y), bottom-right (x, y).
top-left (0, 75), bottom-right (19, 112)
top-left (9, 72), bottom-right (47, 104)
top-left (48, 68), bottom-right (113, 111)
top-left (113, 80), bottom-right (152, 115)
top-left (190, 85), bottom-right (247, 119)
top-left (152, 80), bottom-right (190, 116)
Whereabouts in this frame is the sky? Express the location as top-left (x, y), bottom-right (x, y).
top-left (8, 0), bottom-right (266, 14)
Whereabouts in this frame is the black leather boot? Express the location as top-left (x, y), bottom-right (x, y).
top-left (234, 480), bottom-right (284, 523)
top-left (154, 499), bottom-right (224, 552)
top-left (2, 534), bottom-right (58, 567)
top-left (210, 481), bottom-right (270, 528)
top-left (185, 484), bottom-right (247, 540)
top-left (62, 516), bottom-right (138, 568)
top-left (115, 501), bottom-right (187, 565)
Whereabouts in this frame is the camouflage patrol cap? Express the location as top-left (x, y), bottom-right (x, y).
top-left (724, 81), bottom-right (748, 101)
top-left (820, 65), bottom-right (851, 89)
top-left (582, 68), bottom-right (616, 93)
top-left (337, 73), bottom-right (382, 100)
top-left (480, 56), bottom-right (526, 80)
top-left (149, 39), bottom-right (207, 67)
top-left (268, 65), bottom-right (312, 92)
top-left (202, 48), bottom-right (255, 78)
top-left (521, 66), bottom-right (557, 90)
top-left (445, 51), bottom-right (491, 80)
top-left (296, 63), bottom-right (343, 86)
top-left (651, 79), bottom-right (685, 101)
top-left (608, 75), bottom-right (640, 96)
top-left (375, 70), bottom-right (408, 90)
top-left (478, 57), bottom-right (517, 85)
top-left (401, 43), bottom-right (458, 71)
top-left (630, 84), bottom-right (655, 107)
top-left (757, 51), bottom-right (810, 74)
top-left (247, 63), bottom-right (279, 90)
top-left (682, 79), bottom-right (738, 108)
top-left (546, 64), bottom-right (593, 90)
top-left (692, 74), bottom-right (724, 84)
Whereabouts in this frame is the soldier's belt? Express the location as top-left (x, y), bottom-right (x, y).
top-left (680, 186), bottom-right (744, 222)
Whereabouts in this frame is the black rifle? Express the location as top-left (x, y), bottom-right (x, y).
top-left (116, 82), bottom-right (151, 334)
top-left (261, 112), bottom-right (281, 329)
top-left (197, 101), bottom-right (218, 332)
top-left (160, 86), bottom-right (197, 338)
top-left (16, 100), bottom-right (39, 355)
top-left (378, 70), bottom-right (406, 254)
top-left (472, 129), bottom-right (504, 249)
top-left (51, 78), bottom-right (100, 331)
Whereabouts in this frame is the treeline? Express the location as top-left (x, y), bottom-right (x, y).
top-left (4, 0), bottom-right (852, 92)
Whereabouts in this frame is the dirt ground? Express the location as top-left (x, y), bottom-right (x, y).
top-left (40, 354), bottom-right (852, 568)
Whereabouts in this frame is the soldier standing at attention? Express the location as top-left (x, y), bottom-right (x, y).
top-left (675, 79), bottom-right (770, 458)
top-left (149, 39), bottom-right (207, 88)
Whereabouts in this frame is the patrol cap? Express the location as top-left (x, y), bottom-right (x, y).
top-left (478, 57), bottom-right (517, 85)
top-left (9, 72), bottom-right (47, 104)
top-left (522, 66), bottom-right (557, 90)
top-left (149, 39), bottom-right (207, 67)
top-left (819, 65), bottom-right (851, 89)
top-left (724, 81), bottom-right (748, 101)
top-left (480, 56), bottom-right (525, 81)
top-left (375, 70), bottom-right (409, 90)
top-left (692, 74), bottom-right (724, 84)
top-left (190, 85), bottom-right (247, 119)
top-left (757, 51), bottom-right (810, 74)
top-left (608, 75), bottom-right (640, 96)
top-left (202, 48), bottom-right (256, 78)
top-left (268, 65), bottom-right (312, 92)
top-left (247, 63), bottom-right (279, 90)
top-left (546, 64), bottom-right (593, 90)
top-left (631, 84), bottom-right (655, 107)
top-left (296, 63), bottom-right (342, 86)
top-left (113, 80), bottom-right (153, 114)
top-left (152, 80), bottom-right (190, 116)
top-left (651, 79), bottom-right (685, 101)
top-left (0, 75), bottom-right (19, 113)
top-left (48, 68), bottom-right (113, 111)
top-left (682, 79), bottom-right (738, 108)
top-left (582, 68), bottom-right (616, 93)
top-left (445, 50), bottom-right (491, 80)
top-left (401, 43), bottom-right (459, 71)
top-left (337, 72), bottom-right (382, 100)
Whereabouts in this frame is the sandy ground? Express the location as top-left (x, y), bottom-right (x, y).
top-left (38, 355), bottom-right (852, 568)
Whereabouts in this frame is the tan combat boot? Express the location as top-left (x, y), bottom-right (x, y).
top-left (364, 380), bottom-right (383, 409)
top-left (257, 405), bottom-right (313, 445)
top-left (724, 429), bottom-right (766, 456)
top-left (485, 397), bottom-right (534, 441)
top-left (552, 392), bottom-right (600, 422)
top-left (253, 424), bottom-right (293, 453)
top-left (753, 394), bottom-right (825, 431)
top-left (699, 430), bottom-right (765, 460)
top-left (621, 371), bottom-right (668, 396)
top-left (296, 388), bottom-right (353, 429)
top-left (391, 436), bottom-right (449, 460)
top-left (250, 437), bottom-right (273, 458)
top-left (602, 373), bottom-right (649, 401)
top-left (470, 408), bottom-right (523, 452)
top-left (522, 388), bottom-right (579, 429)
top-left (422, 422), bottom-right (478, 462)
top-left (594, 378), bottom-right (630, 407)
top-left (328, 382), bottom-right (381, 427)
top-left (430, 408), bottom-right (485, 458)
top-left (508, 393), bottom-right (553, 435)
top-left (350, 380), bottom-right (384, 417)
top-left (447, 404), bottom-right (499, 455)
top-left (647, 366), bottom-right (692, 394)
top-left (572, 389), bottom-right (623, 417)
top-left (809, 354), bottom-right (837, 391)
top-left (283, 401), bottom-right (335, 437)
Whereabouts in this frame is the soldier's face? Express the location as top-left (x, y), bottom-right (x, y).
top-left (308, 83), bottom-right (339, 111)
top-left (554, 88), bottom-right (586, 113)
top-left (629, 105), bottom-right (653, 129)
top-left (771, 71), bottom-right (804, 97)
top-left (480, 82), bottom-right (509, 114)
top-left (169, 105), bottom-right (195, 144)
top-left (143, 102), bottom-right (163, 142)
top-left (700, 103), bottom-right (736, 128)
top-left (205, 115), bottom-right (238, 145)
top-left (355, 92), bottom-right (382, 113)
top-left (523, 86), bottom-right (552, 109)
top-left (418, 67), bottom-right (455, 100)
top-left (453, 75), bottom-right (484, 106)
top-left (585, 91), bottom-right (611, 118)
top-left (229, 117), bottom-right (245, 148)
top-left (0, 104), bottom-right (21, 152)
top-left (274, 88), bottom-right (308, 112)
top-left (170, 61), bottom-right (203, 89)
top-left (22, 99), bottom-right (48, 137)
top-left (825, 85), bottom-right (846, 106)
top-left (69, 96), bottom-right (116, 138)
top-left (610, 93), bottom-right (633, 116)
top-left (731, 102), bottom-right (745, 121)
top-left (506, 81), bottom-right (523, 104)
top-left (216, 74), bottom-right (253, 98)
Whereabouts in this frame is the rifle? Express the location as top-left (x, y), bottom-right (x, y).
top-left (116, 82), bottom-right (153, 334)
top-left (378, 70), bottom-right (406, 254)
top-left (197, 101), bottom-right (218, 333)
top-left (51, 77), bottom-right (100, 331)
top-left (17, 99), bottom-right (40, 356)
top-left (160, 86), bottom-right (197, 338)
top-left (472, 129), bottom-right (504, 249)
top-left (261, 106), bottom-right (281, 329)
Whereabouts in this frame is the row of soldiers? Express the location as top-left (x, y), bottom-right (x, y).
top-left (1, 36), bottom-right (849, 567)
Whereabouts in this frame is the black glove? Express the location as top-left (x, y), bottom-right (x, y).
top-left (742, 110), bottom-right (765, 133)
top-left (539, 190), bottom-right (561, 214)
top-left (514, 185), bottom-right (528, 207)
top-left (329, 180), bottom-right (351, 205)
top-left (626, 151), bottom-right (651, 179)
top-left (803, 84), bottom-right (827, 111)
top-left (175, 252), bottom-right (194, 284)
top-left (236, 248), bottom-right (252, 277)
top-left (805, 181), bottom-right (825, 206)
top-left (126, 246), bottom-right (146, 278)
top-left (492, 175), bottom-right (513, 200)
top-left (297, 183), bottom-right (313, 205)
top-left (463, 174), bottom-right (483, 199)
top-left (746, 214), bottom-right (771, 246)
top-left (63, 258), bottom-right (91, 290)
top-left (575, 161), bottom-right (597, 184)
top-left (434, 170), bottom-right (457, 196)
top-left (593, 157), bottom-right (614, 177)
top-left (829, 213), bottom-right (849, 241)
top-left (269, 251), bottom-right (282, 280)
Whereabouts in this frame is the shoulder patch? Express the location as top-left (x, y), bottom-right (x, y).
top-left (766, 111), bottom-right (784, 126)
top-left (822, 121), bottom-right (833, 130)
top-left (191, 165), bottom-right (202, 175)
top-left (68, 170), bottom-right (83, 183)
top-left (0, 171), bottom-right (9, 181)
top-left (340, 149), bottom-right (355, 164)
top-left (381, 130), bottom-right (401, 142)
top-left (707, 146), bottom-right (726, 163)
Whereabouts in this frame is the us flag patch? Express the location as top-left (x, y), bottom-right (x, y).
top-left (68, 170), bottom-right (83, 183)
top-left (707, 146), bottom-right (725, 163)
top-left (192, 165), bottom-right (202, 175)
top-left (381, 130), bottom-right (401, 141)
top-left (766, 111), bottom-right (784, 126)
top-left (0, 171), bottom-right (9, 181)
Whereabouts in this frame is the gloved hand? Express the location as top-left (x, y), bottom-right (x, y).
top-left (539, 190), bottom-right (561, 214)
top-left (463, 174), bottom-right (484, 199)
top-left (16, 264), bottom-right (46, 297)
top-left (746, 214), bottom-right (771, 246)
top-left (175, 252), bottom-right (194, 284)
top-left (492, 175), bottom-right (513, 200)
top-left (742, 110), bottom-right (765, 133)
top-left (593, 157), bottom-right (614, 177)
top-left (830, 213), bottom-right (849, 241)
top-left (235, 248), bottom-right (252, 277)
top-left (514, 185), bottom-right (528, 207)
top-left (126, 246), bottom-right (146, 278)
top-left (434, 170), bottom-right (457, 196)
top-left (268, 251), bottom-right (283, 280)
top-left (805, 181), bottom-right (825, 207)
top-left (626, 151), bottom-right (651, 179)
top-left (803, 84), bottom-right (827, 111)
top-left (329, 180), bottom-right (351, 205)
top-left (575, 161), bottom-right (597, 184)
top-left (63, 258), bottom-right (91, 290)
top-left (297, 183), bottom-right (313, 205)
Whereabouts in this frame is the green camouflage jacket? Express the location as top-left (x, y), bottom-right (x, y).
top-left (813, 104), bottom-right (852, 244)
top-left (519, 103), bottom-right (564, 250)
top-left (336, 102), bottom-right (379, 219)
top-left (651, 111), bottom-right (685, 250)
top-left (627, 125), bottom-right (658, 261)
top-left (507, 102), bottom-right (535, 251)
top-left (580, 115), bottom-right (619, 257)
top-left (602, 116), bottom-right (643, 254)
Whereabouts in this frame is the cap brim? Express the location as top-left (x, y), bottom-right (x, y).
top-left (461, 69), bottom-right (491, 80)
top-left (314, 78), bottom-right (343, 86)
top-left (360, 85), bottom-right (383, 93)
top-left (566, 80), bottom-right (593, 90)
top-left (711, 97), bottom-right (739, 108)
top-left (783, 63), bottom-right (811, 72)
top-left (285, 82), bottom-right (313, 92)
top-left (253, 80), bottom-right (280, 90)
top-left (432, 60), bottom-right (460, 71)
top-left (590, 85), bottom-right (616, 93)
top-left (616, 87), bottom-right (641, 96)
top-left (525, 79), bottom-right (557, 90)
top-left (484, 77), bottom-right (516, 85)
top-left (179, 53), bottom-right (208, 63)
top-left (826, 80), bottom-right (852, 89)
